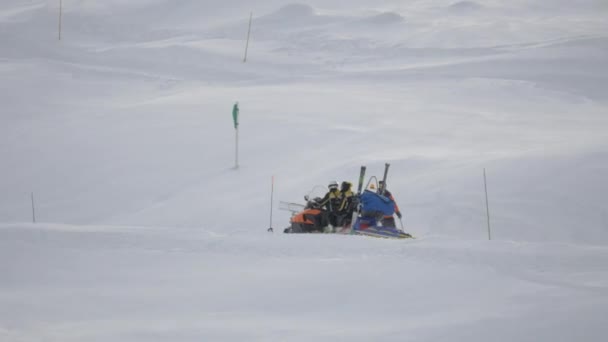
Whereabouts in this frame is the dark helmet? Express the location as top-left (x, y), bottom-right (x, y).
top-left (341, 181), bottom-right (352, 191)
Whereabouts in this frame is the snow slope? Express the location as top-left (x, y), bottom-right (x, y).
top-left (1, 0), bottom-right (608, 340)
top-left (2, 222), bottom-right (608, 341)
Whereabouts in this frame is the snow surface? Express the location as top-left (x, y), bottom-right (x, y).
top-left (1, 0), bottom-right (608, 340)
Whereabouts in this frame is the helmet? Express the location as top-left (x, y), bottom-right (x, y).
top-left (328, 180), bottom-right (339, 190)
top-left (368, 183), bottom-right (376, 190)
top-left (341, 181), bottom-right (352, 191)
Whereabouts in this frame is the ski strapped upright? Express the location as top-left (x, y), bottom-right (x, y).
top-left (350, 166), bottom-right (366, 234)
top-left (379, 163), bottom-right (390, 195)
top-left (356, 166), bottom-right (367, 195)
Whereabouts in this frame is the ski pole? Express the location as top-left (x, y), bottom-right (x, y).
top-left (398, 217), bottom-right (404, 230)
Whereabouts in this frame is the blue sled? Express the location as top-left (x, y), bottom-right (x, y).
top-left (351, 216), bottom-right (413, 239)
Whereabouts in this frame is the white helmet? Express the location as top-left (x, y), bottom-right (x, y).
top-left (328, 180), bottom-right (339, 190)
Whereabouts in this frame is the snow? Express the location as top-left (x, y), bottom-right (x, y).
top-left (2, 223), bottom-right (608, 341)
top-left (1, 0), bottom-right (608, 340)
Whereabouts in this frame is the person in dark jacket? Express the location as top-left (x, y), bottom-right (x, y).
top-left (378, 180), bottom-right (402, 228)
top-left (337, 181), bottom-right (355, 226)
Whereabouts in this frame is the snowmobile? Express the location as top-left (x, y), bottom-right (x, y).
top-left (283, 164), bottom-right (413, 239)
top-left (284, 196), bottom-right (328, 233)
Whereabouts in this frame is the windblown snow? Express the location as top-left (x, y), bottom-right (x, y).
top-left (1, 0), bottom-right (607, 341)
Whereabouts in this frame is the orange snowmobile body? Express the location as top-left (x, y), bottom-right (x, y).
top-left (289, 208), bottom-right (328, 233)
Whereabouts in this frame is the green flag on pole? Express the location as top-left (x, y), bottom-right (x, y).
top-left (232, 102), bottom-right (239, 129)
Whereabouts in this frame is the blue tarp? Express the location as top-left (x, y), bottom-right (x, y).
top-left (359, 190), bottom-right (395, 216)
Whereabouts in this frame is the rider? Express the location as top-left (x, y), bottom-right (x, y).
top-left (337, 181), bottom-right (354, 226)
top-left (378, 180), bottom-right (402, 228)
top-left (316, 181), bottom-right (342, 229)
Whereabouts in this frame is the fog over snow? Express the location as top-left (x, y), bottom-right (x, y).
top-left (1, 1), bottom-right (607, 341)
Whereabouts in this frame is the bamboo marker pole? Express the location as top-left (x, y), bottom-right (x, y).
top-left (58, 0), bottom-right (63, 41)
top-left (235, 124), bottom-right (239, 169)
top-left (31, 192), bottom-right (36, 223)
top-left (484, 168), bottom-right (492, 240)
top-left (268, 176), bottom-right (275, 232)
top-left (243, 12), bottom-right (252, 62)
